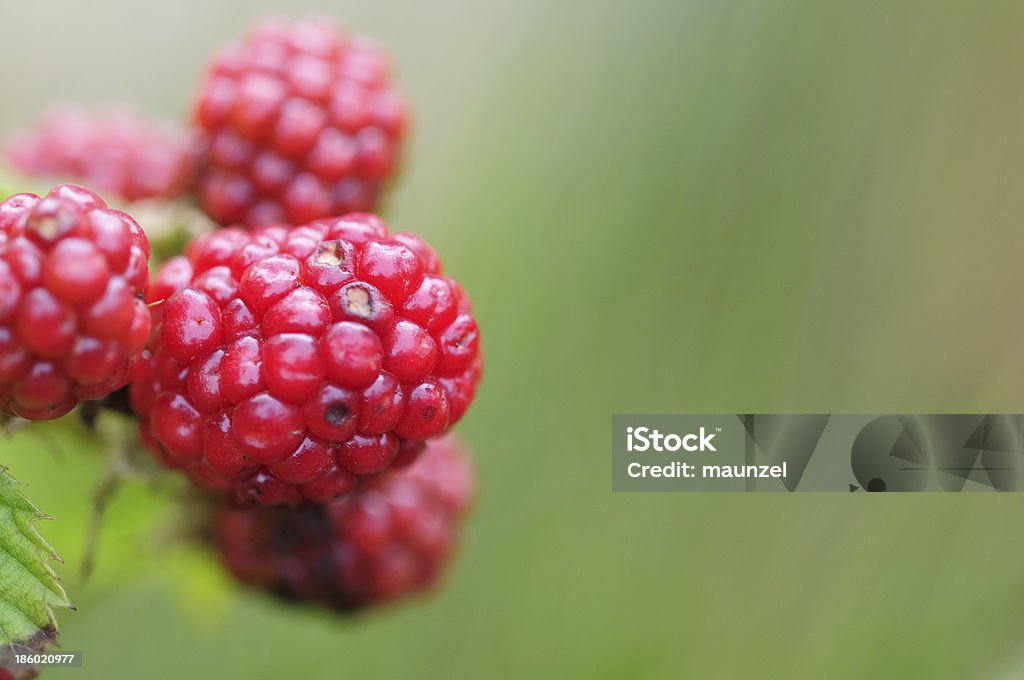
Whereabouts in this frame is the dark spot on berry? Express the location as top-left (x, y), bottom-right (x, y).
top-left (30, 209), bottom-right (76, 240)
top-left (34, 216), bottom-right (62, 239)
top-left (344, 285), bottom-right (373, 317)
top-left (421, 406), bottom-right (436, 421)
top-left (315, 240), bottom-right (347, 267)
top-left (325, 403), bottom-right (350, 425)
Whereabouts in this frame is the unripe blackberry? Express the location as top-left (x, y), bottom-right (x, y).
top-left (215, 435), bottom-right (474, 611)
top-left (132, 214), bottom-right (481, 505)
top-left (4, 106), bottom-right (195, 203)
top-left (191, 16), bottom-right (407, 226)
top-left (0, 185), bottom-right (151, 420)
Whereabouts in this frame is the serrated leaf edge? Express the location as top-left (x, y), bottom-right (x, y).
top-left (0, 466), bottom-right (72, 646)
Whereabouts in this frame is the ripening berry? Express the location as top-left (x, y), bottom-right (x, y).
top-left (4, 105), bottom-right (195, 203)
top-left (0, 185), bottom-right (151, 419)
top-left (191, 16), bottom-right (408, 226)
top-left (131, 214), bottom-right (481, 505)
top-left (215, 435), bottom-right (474, 611)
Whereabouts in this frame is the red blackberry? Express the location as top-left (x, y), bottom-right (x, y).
top-left (191, 16), bottom-right (408, 226)
top-left (131, 214), bottom-right (481, 505)
top-left (0, 185), bottom-right (151, 420)
top-left (215, 435), bottom-right (474, 611)
top-left (4, 105), bottom-right (195, 203)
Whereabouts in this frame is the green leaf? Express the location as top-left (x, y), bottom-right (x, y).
top-left (0, 467), bottom-right (72, 647)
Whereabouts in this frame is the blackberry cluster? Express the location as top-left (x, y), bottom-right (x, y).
top-left (0, 185), bottom-right (151, 419)
top-left (0, 13), bottom-right (480, 622)
top-left (192, 16), bottom-right (407, 226)
top-left (131, 213), bottom-right (481, 506)
top-left (216, 435), bottom-right (474, 610)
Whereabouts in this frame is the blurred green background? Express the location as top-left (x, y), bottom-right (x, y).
top-left (3, 1), bottom-right (1024, 678)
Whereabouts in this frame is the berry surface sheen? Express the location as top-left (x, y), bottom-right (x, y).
top-left (132, 214), bottom-right (481, 506)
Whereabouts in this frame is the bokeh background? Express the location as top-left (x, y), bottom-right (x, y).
top-left (3, 1), bottom-right (1024, 678)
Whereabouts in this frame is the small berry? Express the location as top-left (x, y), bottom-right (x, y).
top-left (0, 185), bottom-right (151, 419)
top-left (4, 105), bottom-right (195, 202)
top-left (132, 214), bottom-right (480, 505)
top-left (215, 435), bottom-right (474, 611)
top-left (192, 17), bottom-right (407, 226)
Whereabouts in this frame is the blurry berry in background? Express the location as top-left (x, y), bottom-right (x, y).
top-left (215, 435), bottom-right (475, 611)
top-left (5, 105), bottom-right (195, 203)
top-left (191, 16), bottom-right (408, 227)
